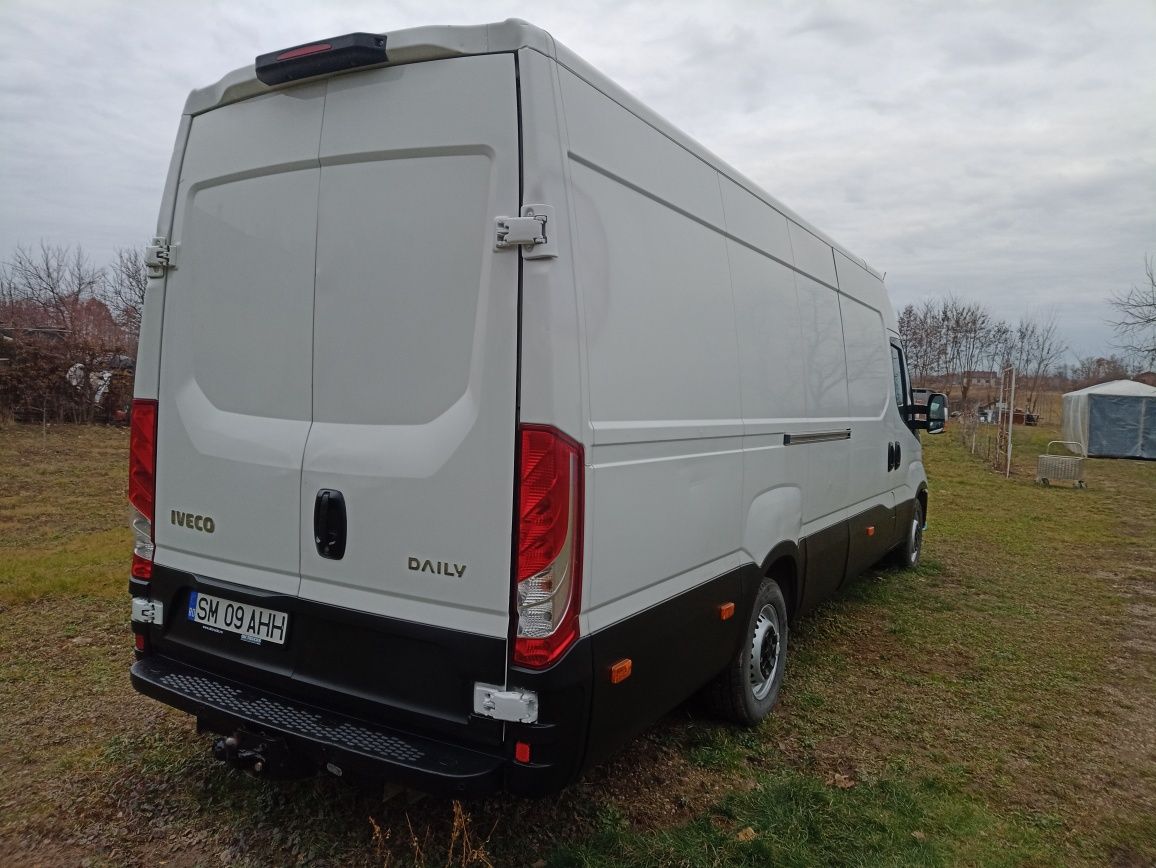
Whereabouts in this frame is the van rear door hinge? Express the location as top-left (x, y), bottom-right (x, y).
top-left (472, 682), bottom-right (539, 723)
top-left (131, 598), bottom-right (164, 625)
top-left (144, 236), bottom-right (179, 278)
top-left (494, 204), bottom-right (557, 259)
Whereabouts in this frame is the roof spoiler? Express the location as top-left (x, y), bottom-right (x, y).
top-left (255, 33), bottom-right (387, 86)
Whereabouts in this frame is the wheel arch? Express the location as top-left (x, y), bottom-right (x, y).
top-left (759, 540), bottom-right (802, 622)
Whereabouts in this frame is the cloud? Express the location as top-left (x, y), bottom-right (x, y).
top-left (0, 0), bottom-right (1153, 358)
top-left (787, 7), bottom-right (877, 45)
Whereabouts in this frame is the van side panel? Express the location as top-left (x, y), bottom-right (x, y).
top-left (834, 250), bottom-right (896, 331)
top-left (834, 250), bottom-right (915, 555)
top-left (840, 293), bottom-right (896, 573)
top-left (516, 48), bottom-right (587, 442)
top-left (788, 222), bottom-right (839, 288)
top-left (719, 177), bottom-right (807, 567)
top-left (793, 273), bottom-right (852, 530)
top-left (557, 67), bottom-right (744, 637)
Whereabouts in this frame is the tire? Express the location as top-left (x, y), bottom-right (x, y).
top-left (887, 499), bottom-right (924, 570)
top-left (704, 578), bottom-right (789, 726)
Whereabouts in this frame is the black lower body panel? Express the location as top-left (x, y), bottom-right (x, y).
top-left (129, 500), bottom-right (930, 795)
top-left (130, 564), bottom-right (762, 796)
top-left (131, 655), bottom-right (504, 796)
top-left (582, 564), bottom-right (760, 767)
top-left (142, 565), bottom-right (507, 749)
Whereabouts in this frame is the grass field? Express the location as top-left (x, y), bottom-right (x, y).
top-left (1, 422), bottom-right (1153, 866)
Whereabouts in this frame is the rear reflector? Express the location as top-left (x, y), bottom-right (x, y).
top-left (128, 399), bottom-right (158, 580)
top-left (131, 551), bottom-right (152, 581)
top-left (256, 33), bottom-right (387, 86)
top-left (513, 425), bottom-right (583, 669)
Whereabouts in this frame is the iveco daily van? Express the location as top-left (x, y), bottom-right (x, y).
top-left (128, 20), bottom-right (948, 795)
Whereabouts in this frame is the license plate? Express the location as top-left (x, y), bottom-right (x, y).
top-left (187, 592), bottom-right (288, 645)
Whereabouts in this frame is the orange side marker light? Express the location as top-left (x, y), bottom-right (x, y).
top-left (867, 525), bottom-right (875, 537)
top-left (609, 658), bottom-right (633, 684)
top-left (718, 602), bottom-right (735, 621)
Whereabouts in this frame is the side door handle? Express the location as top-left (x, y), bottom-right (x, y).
top-left (887, 441), bottom-right (895, 471)
top-left (895, 441), bottom-right (901, 469)
top-left (313, 489), bottom-right (347, 560)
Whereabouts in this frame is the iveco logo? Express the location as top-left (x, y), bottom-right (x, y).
top-left (171, 510), bottom-right (216, 534)
top-left (408, 556), bottom-right (466, 578)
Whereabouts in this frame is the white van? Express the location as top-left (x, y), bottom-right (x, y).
top-left (128, 20), bottom-right (947, 796)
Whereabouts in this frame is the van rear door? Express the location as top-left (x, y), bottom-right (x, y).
top-left (298, 54), bottom-right (521, 642)
top-left (153, 84), bottom-right (326, 595)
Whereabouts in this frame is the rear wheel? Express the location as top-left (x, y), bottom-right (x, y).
top-left (887, 499), bottom-right (924, 569)
top-left (705, 578), bottom-right (788, 726)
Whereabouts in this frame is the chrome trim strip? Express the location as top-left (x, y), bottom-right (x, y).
top-left (783, 429), bottom-right (851, 446)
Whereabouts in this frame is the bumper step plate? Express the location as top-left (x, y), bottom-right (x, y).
top-left (131, 656), bottom-right (503, 794)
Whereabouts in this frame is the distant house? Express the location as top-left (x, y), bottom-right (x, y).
top-left (963, 370), bottom-right (997, 389)
top-left (1135, 371), bottom-right (1156, 387)
top-left (912, 370), bottom-right (998, 396)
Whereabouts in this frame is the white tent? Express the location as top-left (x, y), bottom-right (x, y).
top-left (1061, 379), bottom-right (1156, 459)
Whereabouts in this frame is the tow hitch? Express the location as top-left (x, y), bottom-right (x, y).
top-left (211, 729), bottom-right (313, 780)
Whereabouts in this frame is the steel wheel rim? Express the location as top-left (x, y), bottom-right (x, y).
top-left (909, 517), bottom-right (923, 565)
top-left (749, 603), bottom-right (781, 701)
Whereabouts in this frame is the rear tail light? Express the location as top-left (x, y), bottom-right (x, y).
top-left (514, 425), bottom-right (583, 668)
top-left (128, 399), bottom-right (158, 580)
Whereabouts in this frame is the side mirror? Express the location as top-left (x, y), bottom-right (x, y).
top-left (905, 392), bottom-right (947, 433)
top-left (923, 393), bottom-right (948, 434)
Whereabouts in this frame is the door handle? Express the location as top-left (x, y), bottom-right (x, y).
top-left (887, 441), bottom-right (895, 471)
top-left (313, 489), bottom-right (347, 560)
top-left (894, 441), bottom-right (901, 469)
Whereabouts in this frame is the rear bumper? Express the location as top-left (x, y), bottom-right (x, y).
top-left (131, 562), bottom-right (596, 795)
top-left (129, 562), bottom-right (755, 795)
top-left (132, 654), bottom-right (505, 795)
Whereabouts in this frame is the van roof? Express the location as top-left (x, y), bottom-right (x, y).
top-left (185, 18), bottom-right (882, 280)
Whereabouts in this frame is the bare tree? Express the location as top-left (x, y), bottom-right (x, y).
top-left (1020, 312), bottom-right (1066, 411)
top-left (104, 245), bottom-right (148, 347)
top-left (898, 299), bottom-right (946, 387)
top-left (5, 242), bottom-right (102, 335)
top-left (0, 243), bottom-right (128, 422)
top-left (897, 296), bottom-right (1070, 413)
top-left (987, 319), bottom-right (1015, 377)
top-left (1109, 256), bottom-right (1156, 367)
top-left (1073, 354), bottom-right (1133, 389)
top-left (942, 296), bottom-right (996, 405)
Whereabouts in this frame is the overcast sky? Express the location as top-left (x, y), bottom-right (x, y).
top-left (1, 0), bottom-right (1153, 359)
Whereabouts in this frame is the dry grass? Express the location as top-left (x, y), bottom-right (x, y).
top-left (0, 423), bottom-right (129, 603)
top-left (0, 421), bottom-right (1153, 866)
